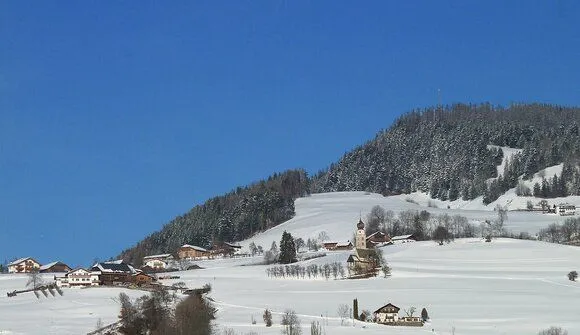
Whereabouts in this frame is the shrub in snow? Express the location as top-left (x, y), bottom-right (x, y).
top-left (538, 327), bottom-right (568, 335)
top-left (568, 271), bottom-right (578, 281)
top-left (281, 309), bottom-right (301, 335)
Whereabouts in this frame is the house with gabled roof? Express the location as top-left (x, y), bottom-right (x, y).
top-left (366, 231), bottom-right (392, 247)
top-left (39, 261), bottom-right (71, 273)
top-left (391, 234), bottom-right (417, 243)
top-left (374, 303), bottom-right (400, 323)
top-left (142, 254), bottom-right (174, 269)
top-left (90, 261), bottom-right (136, 285)
top-left (8, 257), bottom-right (41, 273)
top-left (178, 244), bottom-right (210, 259)
top-left (55, 268), bottom-right (100, 288)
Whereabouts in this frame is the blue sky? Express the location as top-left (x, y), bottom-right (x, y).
top-left (1, 1), bottom-right (579, 267)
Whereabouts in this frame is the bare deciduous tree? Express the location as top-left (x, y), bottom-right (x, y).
top-left (281, 309), bottom-right (302, 335)
top-left (337, 304), bottom-right (350, 326)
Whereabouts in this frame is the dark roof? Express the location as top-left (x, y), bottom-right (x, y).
top-left (91, 262), bottom-right (133, 273)
top-left (357, 219), bottom-right (365, 230)
top-left (374, 303), bottom-right (400, 314)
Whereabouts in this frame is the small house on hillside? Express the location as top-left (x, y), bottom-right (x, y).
top-left (39, 261), bottom-right (71, 273)
top-left (8, 257), bottom-right (41, 273)
top-left (374, 303), bottom-right (400, 324)
top-left (132, 272), bottom-right (156, 286)
top-left (143, 254), bottom-right (174, 269)
top-left (210, 242), bottom-right (242, 257)
top-left (56, 268), bottom-right (100, 288)
top-left (178, 245), bottom-right (210, 259)
top-left (391, 234), bottom-right (417, 243)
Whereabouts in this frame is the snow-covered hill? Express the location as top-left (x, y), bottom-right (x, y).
top-left (1, 192), bottom-right (579, 335)
top-left (238, 191), bottom-right (574, 252)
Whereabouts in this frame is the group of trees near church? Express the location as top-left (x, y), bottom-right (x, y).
top-left (364, 205), bottom-right (477, 241)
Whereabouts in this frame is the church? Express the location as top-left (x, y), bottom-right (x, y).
top-left (346, 219), bottom-right (380, 275)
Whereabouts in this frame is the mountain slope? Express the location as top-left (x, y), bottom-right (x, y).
top-left (118, 169), bottom-right (309, 265)
top-left (118, 103), bottom-right (580, 264)
top-left (311, 103), bottom-right (580, 203)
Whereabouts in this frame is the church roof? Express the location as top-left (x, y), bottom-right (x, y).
top-left (357, 218), bottom-right (365, 230)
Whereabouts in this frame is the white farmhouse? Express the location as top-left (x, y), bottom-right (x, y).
top-left (8, 257), bottom-right (41, 273)
top-left (143, 254), bottom-right (174, 269)
top-left (55, 268), bottom-right (100, 288)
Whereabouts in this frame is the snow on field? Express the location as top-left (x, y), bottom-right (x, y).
top-left (1, 192), bottom-right (579, 335)
top-left (0, 274), bottom-right (143, 334)
top-left (166, 238), bottom-right (580, 335)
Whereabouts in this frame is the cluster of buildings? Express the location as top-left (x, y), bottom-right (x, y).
top-left (322, 230), bottom-right (416, 252)
top-left (56, 261), bottom-right (156, 288)
top-left (547, 203), bottom-right (577, 216)
top-left (7, 257), bottom-right (71, 274)
top-left (5, 257), bottom-right (156, 288)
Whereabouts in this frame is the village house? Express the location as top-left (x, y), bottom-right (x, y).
top-left (374, 303), bottom-right (400, 323)
top-left (373, 302), bottom-right (424, 326)
top-left (366, 231), bottom-right (392, 247)
top-left (90, 261), bottom-right (136, 285)
top-left (56, 268), bottom-right (100, 288)
top-left (322, 242), bottom-right (338, 250)
top-left (142, 254), bottom-right (174, 269)
top-left (209, 242), bottom-right (243, 257)
top-left (8, 257), bottom-right (41, 273)
top-left (335, 241), bottom-right (354, 250)
top-left (178, 244), bottom-right (210, 259)
top-left (132, 272), bottom-right (156, 286)
top-left (39, 261), bottom-right (71, 273)
top-left (391, 234), bottom-right (417, 243)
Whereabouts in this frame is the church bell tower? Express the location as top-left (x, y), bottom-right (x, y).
top-left (355, 218), bottom-right (366, 249)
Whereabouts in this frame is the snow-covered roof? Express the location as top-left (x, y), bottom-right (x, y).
top-left (39, 261), bottom-right (67, 271)
top-left (91, 262), bottom-right (136, 274)
top-left (143, 254), bottom-right (173, 260)
top-left (8, 257), bottom-right (38, 266)
top-left (336, 241), bottom-right (353, 247)
top-left (181, 244), bottom-right (207, 252)
top-left (391, 234), bottom-right (414, 240)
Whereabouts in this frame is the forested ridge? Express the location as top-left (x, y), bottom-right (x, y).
top-left (119, 103), bottom-right (580, 265)
top-left (118, 170), bottom-right (309, 265)
top-left (311, 103), bottom-right (580, 203)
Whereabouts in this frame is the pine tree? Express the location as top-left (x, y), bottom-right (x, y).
top-left (279, 231), bottom-right (297, 264)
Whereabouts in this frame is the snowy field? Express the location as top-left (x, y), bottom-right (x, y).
top-left (239, 191), bottom-right (575, 252)
top-left (0, 274), bottom-right (144, 334)
top-left (1, 192), bottom-right (579, 334)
